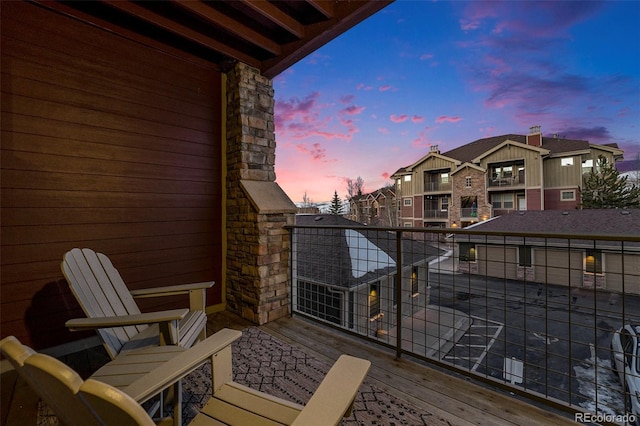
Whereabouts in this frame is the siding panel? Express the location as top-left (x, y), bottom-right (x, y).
top-left (1, 1), bottom-right (223, 349)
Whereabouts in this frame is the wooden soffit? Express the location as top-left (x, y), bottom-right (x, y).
top-left (35, 0), bottom-right (393, 78)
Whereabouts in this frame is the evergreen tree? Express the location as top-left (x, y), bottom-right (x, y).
top-left (581, 155), bottom-right (640, 209)
top-left (329, 190), bottom-right (344, 215)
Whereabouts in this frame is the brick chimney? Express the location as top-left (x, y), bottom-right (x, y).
top-left (527, 125), bottom-right (542, 147)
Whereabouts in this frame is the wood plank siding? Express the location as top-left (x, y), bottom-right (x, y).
top-left (1, 1), bottom-right (223, 349)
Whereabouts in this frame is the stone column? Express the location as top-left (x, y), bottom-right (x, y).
top-left (225, 63), bottom-right (297, 324)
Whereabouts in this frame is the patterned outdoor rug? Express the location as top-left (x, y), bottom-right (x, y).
top-left (38, 327), bottom-right (437, 425)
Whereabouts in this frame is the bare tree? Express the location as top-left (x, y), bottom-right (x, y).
top-left (346, 176), bottom-right (365, 200)
top-left (302, 191), bottom-right (314, 207)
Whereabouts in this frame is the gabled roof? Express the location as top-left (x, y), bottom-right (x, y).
top-left (398, 133), bottom-right (621, 173)
top-left (471, 139), bottom-right (549, 163)
top-left (295, 214), bottom-right (443, 288)
top-left (468, 209), bottom-right (640, 237)
top-left (451, 162), bottom-right (485, 175)
top-left (40, 1), bottom-right (392, 78)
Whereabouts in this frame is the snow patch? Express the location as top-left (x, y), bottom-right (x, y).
top-left (345, 229), bottom-right (395, 278)
top-left (574, 355), bottom-right (625, 417)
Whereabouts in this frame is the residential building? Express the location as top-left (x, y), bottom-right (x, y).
top-left (294, 214), bottom-right (442, 336)
top-left (347, 186), bottom-right (397, 226)
top-left (453, 209), bottom-right (640, 293)
top-left (392, 126), bottom-right (624, 229)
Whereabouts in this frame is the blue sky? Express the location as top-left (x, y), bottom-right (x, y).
top-left (273, 0), bottom-right (640, 203)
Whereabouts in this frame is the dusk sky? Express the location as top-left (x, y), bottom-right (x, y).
top-left (272, 1), bottom-right (640, 204)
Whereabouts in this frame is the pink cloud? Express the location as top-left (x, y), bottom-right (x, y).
top-left (340, 105), bottom-right (365, 115)
top-left (295, 142), bottom-right (326, 161)
top-left (356, 83), bottom-right (374, 91)
top-left (379, 85), bottom-right (392, 92)
top-left (378, 127), bottom-right (390, 134)
top-left (340, 95), bottom-right (355, 104)
top-left (412, 115), bottom-right (425, 123)
top-left (390, 114), bottom-right (409, 123)
top-left (381, 172), bottom-right (391, 179)
top-left (436, 115), bottom-right (462, 124)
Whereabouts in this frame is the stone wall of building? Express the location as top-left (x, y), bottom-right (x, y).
top-left (450, 167), bottom-right (490, 227)
top-left (225, 63), bottom-right (295, 324)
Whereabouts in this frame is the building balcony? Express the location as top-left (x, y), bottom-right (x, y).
top-left (423, 181), bottom-right (452, 192)
top-left (488, 173), bottom-right (525, 187)
top-left (424, 209), bottom-right (449, 219)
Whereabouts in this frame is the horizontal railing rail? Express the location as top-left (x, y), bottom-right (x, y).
top-left (286, 223), bottom-right (640, 421)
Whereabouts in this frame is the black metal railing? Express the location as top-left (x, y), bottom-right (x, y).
top-left (287, 224), bottom-right (640, 422)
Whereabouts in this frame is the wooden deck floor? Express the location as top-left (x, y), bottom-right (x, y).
top-left (1, 311), bottom-right (578, 425)
top-left (261, 314), bottom-right (578, 426)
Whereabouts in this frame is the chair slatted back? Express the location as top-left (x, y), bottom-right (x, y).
top-left (62, 248), bottom-right (147, 359)
top-left (79, 379), bottom-right (157, 426)
top-left (0, 337), bottom-right (101, 426)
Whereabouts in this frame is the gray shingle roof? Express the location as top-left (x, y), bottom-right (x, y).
top-left (469, 209), bottom-right (640, 237)
top-left (295, 214), bottom-right (443, 288)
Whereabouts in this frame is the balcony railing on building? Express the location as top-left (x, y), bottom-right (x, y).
top-left (489, 172), bottom-right (525, 187)
top-left (288, 224), bottom-right (640, 422)
top-left (423, 181), bottom-right (452, 192)
top-left (424, 209), bottom-right (449, 219)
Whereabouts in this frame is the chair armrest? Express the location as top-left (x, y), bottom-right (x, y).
top-left (65, 309), bottom-right (189, 330)
top-left (292, 355), bottom-right (371, 426)
top-left (122, 328), bottom-right (242, 404)
top-left (130, 281), bottom-right (214, 298)
top-left (130, 281), bottom-right (214, 312)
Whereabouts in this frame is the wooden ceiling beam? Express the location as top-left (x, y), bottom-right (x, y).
top-left (306, 0), bottom-right (334, 19)
top-left (261, 0), bottom-right (393, 79)
top-left (171, 1), bottom-right (281, 55)
top-left (32, 0), bottom-right (219, 70)
top-left (240, 0), bottom-right (305, 39)
top-left (102, 0), bottom-right (260, 68)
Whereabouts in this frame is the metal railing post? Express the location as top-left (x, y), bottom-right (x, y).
top-left (396, 229), bottom-right (403, 359)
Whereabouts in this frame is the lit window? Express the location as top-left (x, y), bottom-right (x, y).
top-left (440, 173), bottom-right (449, 184)
top-left (582, 159), bottom-right (593, 168)
top-left (459, 243), bottom-right (476, 262)
top-left (369, 284), bottom-right (381, 320)
top-left (561, 190), bottom-right (576, 201)
top-left (561, 157), bottom-right (574, 166)
top-left (404, 175), bottom-right (412, 182)
top-left (585, 250), bottom-right (603, 274)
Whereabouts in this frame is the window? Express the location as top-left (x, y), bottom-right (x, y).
top-left (369, 284), bottom-right (381, 320)
top-left (561, 157), bottom-right (574, 166)
top-left (440, 173), bottom-right (449, 184)
top-left (459, 243), bottom-right (476, 262)
top-left (582, 159), bottom-right (593, 168)
top-left (465, 177), bottom-right (472, 188)
top-left (491, 193), bottom-right (514, 209)
top-left (585, 250), bottom-right (603, 274)
top-left (561, 190), bottom-right (576, 201)
top-left (411, 266), bottom-right (419, 297)
top-left (404, 175), bottom-right (411, 182)
top-left (440, 196), bottom-right (449, 211)
top-left (518, 246), bottom-right (532, 267)
top-left (403, 198), bottom-right (412, 206)
top-left (403, 222), bottom-right (412, 227)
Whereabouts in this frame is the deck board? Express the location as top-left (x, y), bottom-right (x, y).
top-left (261, 315), bottom-right (576, 426)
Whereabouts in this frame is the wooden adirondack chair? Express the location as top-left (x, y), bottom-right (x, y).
top-left (1, 332), bottom-right (371, 426)
top-left (62, 248), bottom-right (213, 359)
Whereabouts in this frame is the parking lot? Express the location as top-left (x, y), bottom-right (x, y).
top-left (429, 270), bottom-right (640, 418)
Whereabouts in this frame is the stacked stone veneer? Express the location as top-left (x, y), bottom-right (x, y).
top-left (225, 63), bottom-right (295, 324)
top-left (450, 167), bottom-right (490, 226)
